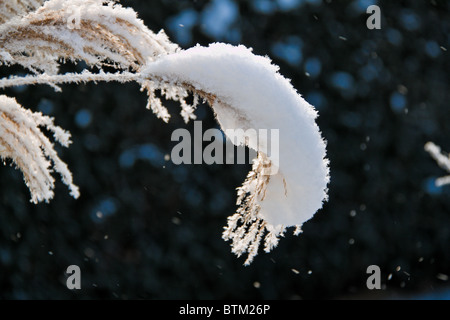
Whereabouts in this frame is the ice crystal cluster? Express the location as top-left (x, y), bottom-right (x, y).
top-left (0, 0), bottom-right (330, 264)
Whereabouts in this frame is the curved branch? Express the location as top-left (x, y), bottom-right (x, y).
top-left (0, 0), bottom-right (330, 265)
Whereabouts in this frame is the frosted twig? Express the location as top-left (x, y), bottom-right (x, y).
top-left (425, 141), bottom-right (450, 186)
top-left (0, 95), bottom-right (79, 203)
top-left (0, 70), bottom-right (141, 89)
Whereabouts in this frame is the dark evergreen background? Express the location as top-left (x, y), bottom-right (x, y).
top-left (0, 0), bottom-right (449, 299)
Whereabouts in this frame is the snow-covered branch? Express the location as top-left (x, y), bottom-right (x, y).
top-left (425, 142), bottom-right (450, 187)
top-left (0, 0), bottom-right (330, 264)
top-left (0, 70), bottom-right (140, 89)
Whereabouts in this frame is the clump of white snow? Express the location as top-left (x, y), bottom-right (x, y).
top-left (143, 43), bottom-right (330, 264)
